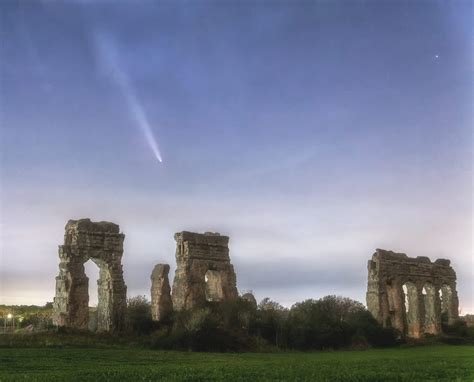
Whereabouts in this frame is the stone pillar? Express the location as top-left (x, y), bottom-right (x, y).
top-left (391, 283), bottom-right (405, 334)
top-left (448, 282), bottom-right (460, 325)
top-left (366, 259), bottom-right (382, 322)
top-left (412, 285), bottom-right (423, 339)
top-left (151, 264), bottom-right (173, 321)
top-left (421, 283), bottom-right (439, 335)
top-left (53, 248), bottom-right (89, 329)
top-left (433, 285), bottom-right (442, 334)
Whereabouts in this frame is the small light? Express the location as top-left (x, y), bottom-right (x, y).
top-left (7, 313), bottom-right (12, 319)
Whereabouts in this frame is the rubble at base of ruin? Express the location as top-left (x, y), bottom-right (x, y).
top-left (241, 292), bottom-right (257, 308)
top-left (366, 248), bottom-right (459, 338)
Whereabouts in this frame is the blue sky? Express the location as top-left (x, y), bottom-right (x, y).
top-left (0, 1), bottom-right (472, 312)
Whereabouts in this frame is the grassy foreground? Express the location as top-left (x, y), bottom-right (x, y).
top-left (0, 345), bottom-right (473, 381)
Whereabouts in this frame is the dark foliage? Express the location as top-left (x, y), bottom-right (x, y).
top-left (151, 299), bottom-right (260, 351)
top-left (126, 296), bottom-right (155, 335)
top-left (149, 295), bottom-right (397, 351)
top-left (285, 296), bottom-right (398, 350)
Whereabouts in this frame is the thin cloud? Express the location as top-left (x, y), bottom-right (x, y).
top-left (93, 28), bottom-right (163, 163)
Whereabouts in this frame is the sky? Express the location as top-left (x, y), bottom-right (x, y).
top-left (0, 1), bottom-right (472, 313)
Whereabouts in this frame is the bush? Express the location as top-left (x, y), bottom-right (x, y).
top-left (286, 296), bottom-right (397, 350)
top-left (149, 295), bottom-right (396, 351)
top-left (126, 296), bottom-right (155, 335)
top-left (150, 298), bottom-right (269, 351)
top-left (347, 310), bottom-right (398, 347)
top-left (442, 319), bottom-right (468, 336)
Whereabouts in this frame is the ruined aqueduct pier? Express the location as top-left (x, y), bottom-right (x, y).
top-left (366, 249), bottom-right (459, 338)
top-left (52, 219), bottom-right (127, 331)
top-left (151, 231), bottom-right (239, 320)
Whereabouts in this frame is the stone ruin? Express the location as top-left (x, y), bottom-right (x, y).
top-left (366, 249), bottom-right (459, 338)
top-left (52, 221), bottom-right (239, 330)
top-left (52, 219), bottom-right (463, 336)
top-left (150, 264), bottom-right (173, 321)
top-left (52, 219), bottom-right (127, 331)
top-left (151, 231), bottom-right (239, 320)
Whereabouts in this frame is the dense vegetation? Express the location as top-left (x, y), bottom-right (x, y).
top-left (124, 294), bottom-right (473, 351)
top-left (2, 295), bottom-right (472, 351)
top-left (0, 346), bottom-right (473, 381)
top-left (125, 295), bottom-right (400, 351)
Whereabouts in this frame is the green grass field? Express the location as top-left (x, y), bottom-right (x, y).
top-left (0, 345), bottom-right (473, 381)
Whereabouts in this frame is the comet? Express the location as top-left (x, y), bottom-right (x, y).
top-left (93, 29), bottom-right (163, 163)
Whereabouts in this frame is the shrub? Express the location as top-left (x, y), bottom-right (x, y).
top-left (442, 319), bottom-right (474, 343)
top-left (347, 310), bottom-right (398, 347)
top-left (126, 296), bottom-right (154, 335)
top-left (286, 296), bottom-right (396, 350)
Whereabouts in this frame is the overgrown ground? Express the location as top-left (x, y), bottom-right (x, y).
top-left (0, 345), bottom-right (473, 381)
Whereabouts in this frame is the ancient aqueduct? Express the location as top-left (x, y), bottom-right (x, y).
top-left (52, 219), bottom-right (459, 338)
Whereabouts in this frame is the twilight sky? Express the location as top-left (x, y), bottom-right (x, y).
top-left (0, 1), bottom-right (472, 312)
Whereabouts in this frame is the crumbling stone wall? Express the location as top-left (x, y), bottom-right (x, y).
top-left (366, 249), bottom-right (459, 338)
top-left (52, 219), bottom-right (127, 332)
top-left (171, 231), bottom-right (238, 310)
top-left (150, 264), bottom-right (173, 321)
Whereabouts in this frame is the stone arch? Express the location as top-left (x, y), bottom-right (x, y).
top-left (402, 281), bottom-right (420, 338)
top-left (422, 282), bottom-right (437, 334)
top-left (52, 219), bottom-right (127, 332)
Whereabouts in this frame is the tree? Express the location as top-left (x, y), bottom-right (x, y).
top-left (255, 298), bottom-right (288, 347)
top-left (287, 296), bottom-right (369, 349)
top-left (126, 296), bottom-right (154, 334)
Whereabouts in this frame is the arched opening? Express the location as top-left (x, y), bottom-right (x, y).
top-left (422, 283), bottom-right (436, 334)
top-left (83, 258), bottom-right (113, 332)
top-left (84, 260), bottom-right (100, 331)
top-left (402, 282), bottom-right (419, 337)
top-left (439, 284), bottom-right (453, 324)
top-left (204, 270), bottom-right (223, 302)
